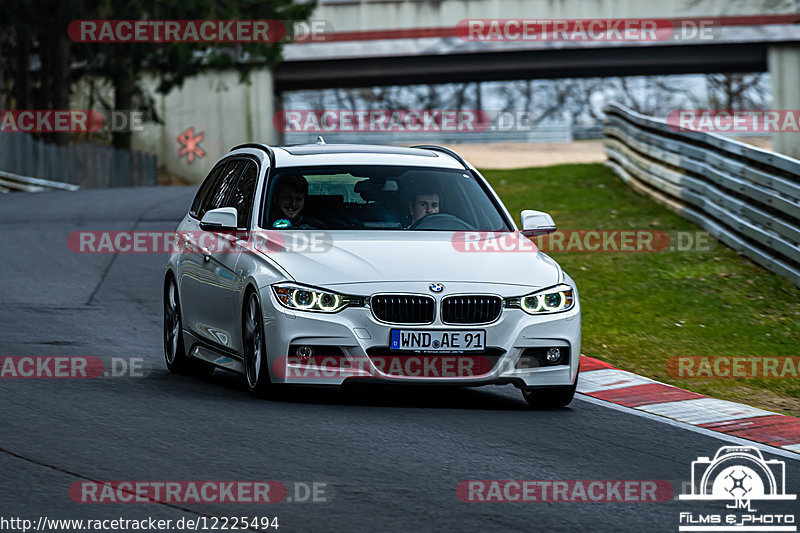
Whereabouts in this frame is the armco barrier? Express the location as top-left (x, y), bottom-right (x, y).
top-left (602, 103), bottom-right (800, 288)
top-left (0, 169), bottom-right (80, 193)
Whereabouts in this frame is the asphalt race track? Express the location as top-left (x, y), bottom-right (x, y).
top-left (1, 187), bottom-right (798, 532)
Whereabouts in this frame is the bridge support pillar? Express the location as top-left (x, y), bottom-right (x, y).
top-left (768, 45), bottom-right (800, 160)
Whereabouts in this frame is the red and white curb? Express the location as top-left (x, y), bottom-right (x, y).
top-left (577, 356), bottom-right (800, 455)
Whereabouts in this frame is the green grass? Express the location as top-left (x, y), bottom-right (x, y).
top-left (483, 163), bottom-right (800, 414)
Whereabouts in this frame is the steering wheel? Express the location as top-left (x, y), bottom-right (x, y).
top-left (408, 213), bottom-right (475, 231)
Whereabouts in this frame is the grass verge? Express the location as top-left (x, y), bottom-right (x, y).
top-left (484, 163), bottom-right (800, 416)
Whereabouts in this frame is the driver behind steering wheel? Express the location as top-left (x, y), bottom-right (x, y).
top-left (407, 188), bottom-right (440, 227)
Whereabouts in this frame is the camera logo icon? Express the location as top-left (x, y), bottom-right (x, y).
top-left (680, 446), bottom-right (796, 502)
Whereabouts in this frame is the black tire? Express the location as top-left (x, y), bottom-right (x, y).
top-left (164, 276), bottom-right (214, 377)
top-left (243, 291), bottom-right (273, 397)
top-left (522, 371), bottom-right (578, 409)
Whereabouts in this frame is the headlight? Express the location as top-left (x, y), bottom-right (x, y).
top-left (272, 283), bottom-right (355, 313)
top-left (508, 284), bottom-right (575, 315)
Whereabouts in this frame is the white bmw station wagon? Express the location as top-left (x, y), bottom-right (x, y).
top-left (164, 142), bottom-right (581, 407)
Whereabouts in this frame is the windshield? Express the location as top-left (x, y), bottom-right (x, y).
top-left (262, 165), bottom-right (511, 231)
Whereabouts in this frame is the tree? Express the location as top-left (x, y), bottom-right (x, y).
top-left (1, 0), bottom-right (79, 145)
top-left (0, 0), bottom-right (317, 147)
top-left (80, 0), bottom-right (316, 148)
top-left (705, 73), bottom-right (769, 110)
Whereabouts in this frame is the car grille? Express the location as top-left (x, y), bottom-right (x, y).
top-left (370, 294), bottom-right (435, 324)
top-left (441, 295), bottom-right (502, 324)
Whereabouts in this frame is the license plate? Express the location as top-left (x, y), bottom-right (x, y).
top-left (390, 330), bottom-right (486, 352)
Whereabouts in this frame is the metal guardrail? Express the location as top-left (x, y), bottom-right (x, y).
top-left (0, 133), bottom-right (158, 188)
top-left (602, 103), bottom-right (800, 288)
top-left (0, 169), bottom-right (80, 194)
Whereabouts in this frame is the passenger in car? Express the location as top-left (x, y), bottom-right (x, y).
top-left (268, 174), bottom-right (324, 229)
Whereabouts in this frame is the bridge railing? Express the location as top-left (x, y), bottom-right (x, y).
top-left (284, 124), bottom-right (578, 145)
top-left (602, 103), bottom-right (800, 288)
top-left (0, 133), bottom-right (158, 189)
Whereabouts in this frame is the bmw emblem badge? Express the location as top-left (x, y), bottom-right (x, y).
top-left (429, 283), bottom-right (444, 293)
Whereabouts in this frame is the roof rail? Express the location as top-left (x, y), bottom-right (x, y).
top-left (410, 144), bottom-right (470, 170)
top-left (229, 143), bottom-right (275, 169)
top-left (230, 142), bottom-right (270, 152)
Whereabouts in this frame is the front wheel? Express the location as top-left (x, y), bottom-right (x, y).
top-left (522, 371), bottom-right (578, 409)
top-left (243, 292), bottom-right (273, 397)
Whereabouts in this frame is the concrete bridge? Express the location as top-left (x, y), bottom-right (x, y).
top-left (129, 0), bottom-right (800, 181)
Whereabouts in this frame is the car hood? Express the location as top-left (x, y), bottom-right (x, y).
top-left (263, 230), bottom-right (561, 288)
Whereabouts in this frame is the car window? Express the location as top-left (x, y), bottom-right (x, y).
top-left (262, 165), bottom-right (510, 231)
top-left (306, 174), bottom-right (367, 204)
top-left (227, 161), bottom-right (259, 228)
top-left (190, 163), bottom-right (225, 218)
top-left (205, 161), bottom-right (246, 215)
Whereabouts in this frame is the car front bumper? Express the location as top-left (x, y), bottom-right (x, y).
top-left (261, 284), bottom-right (581, 389)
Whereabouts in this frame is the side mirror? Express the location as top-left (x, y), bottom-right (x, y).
top-left (520, 209), bottom-right (556, 237)
top-left (200, 207), bottom-right (238, 230)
